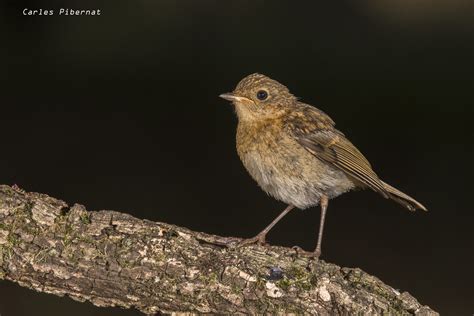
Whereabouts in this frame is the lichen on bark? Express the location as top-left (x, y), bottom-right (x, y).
top-left (0, 185), bottom-right (437, 315)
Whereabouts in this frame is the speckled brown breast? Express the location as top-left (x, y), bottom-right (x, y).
top-left (236, 119), bottom-right (355, 209)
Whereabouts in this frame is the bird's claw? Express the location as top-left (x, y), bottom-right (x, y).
top-left (237, 234), bottom-right (267, 247)
top-left (291, 246), bottom-right (321, 259)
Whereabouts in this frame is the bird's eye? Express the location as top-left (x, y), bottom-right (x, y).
top-left (256, 90), bottom-right (268, 101)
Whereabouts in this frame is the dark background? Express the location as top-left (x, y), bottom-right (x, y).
top-left (2, 0), bottom-right (473, 315)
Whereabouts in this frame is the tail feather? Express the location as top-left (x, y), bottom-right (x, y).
top-left (380, 181), bottom-right (427, 212)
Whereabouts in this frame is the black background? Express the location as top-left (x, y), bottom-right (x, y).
top-left (2, 1), bottom-right (473, 315)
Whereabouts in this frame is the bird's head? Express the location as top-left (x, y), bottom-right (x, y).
top-left (220, 73), bottom-right (297, 122)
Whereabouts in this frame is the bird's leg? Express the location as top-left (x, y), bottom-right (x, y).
top-left (313, 195), bottom-right (328, 258)
top-left (239, 205), bottom-right (295, 246)
top-left (291, 195), bottom-right (329, 258)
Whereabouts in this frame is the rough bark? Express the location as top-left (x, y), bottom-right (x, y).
top-left (0, 185), bottom-right (437, 315)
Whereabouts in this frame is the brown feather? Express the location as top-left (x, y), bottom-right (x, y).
top-left (295, 129), bottom-right (389, 198)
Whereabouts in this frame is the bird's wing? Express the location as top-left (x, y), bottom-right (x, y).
top-left (292, 125), bottom-right (389, 198)
top-left (297, 102), bottom-right (336, 127)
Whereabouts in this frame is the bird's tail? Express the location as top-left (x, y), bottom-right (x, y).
top-left (380, 181), bottom-right (427, 211)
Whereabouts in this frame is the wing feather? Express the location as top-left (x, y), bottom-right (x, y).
top-left (295, 128), bottom-right (389, 198)
top-left (286, 103), bottom-right (426, 209)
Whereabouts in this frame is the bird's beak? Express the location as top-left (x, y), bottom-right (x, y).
top-left (219, 92), bottom-right (247, 102)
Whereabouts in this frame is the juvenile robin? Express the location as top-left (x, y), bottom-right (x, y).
top-left (220, 73), bottom-right (427, 258)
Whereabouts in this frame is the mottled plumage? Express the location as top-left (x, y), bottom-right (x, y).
top-left (220, 73), bottom-right (427, 257)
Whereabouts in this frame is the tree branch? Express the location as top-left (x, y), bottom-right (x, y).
top-left (0, 185), bottom-right (437, 315)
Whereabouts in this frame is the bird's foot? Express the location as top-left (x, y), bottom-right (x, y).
top-left (291, 246), bottom-right (321, 259)
top-left (195, 234), bottom-right (268, 249)
top-left (237, 233), bottom-right (267, 247)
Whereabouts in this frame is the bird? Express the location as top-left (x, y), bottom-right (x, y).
top-left (219, 73), bottom-right (427, 258)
